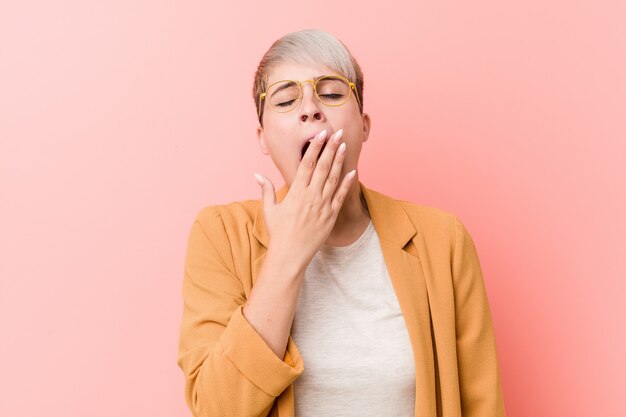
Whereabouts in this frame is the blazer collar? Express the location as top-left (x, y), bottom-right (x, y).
top-left (252, 181), bottom-right (417, 249)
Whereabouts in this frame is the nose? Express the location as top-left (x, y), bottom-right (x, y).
top-left (298, 81), bottom-right (324, 123)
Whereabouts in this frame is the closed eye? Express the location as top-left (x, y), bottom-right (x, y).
top-left (276, 99), bottom-right (296, 107)
top-left (320, 94), bottom-right (344, 99)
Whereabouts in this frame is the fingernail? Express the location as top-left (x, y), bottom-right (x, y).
top-left (318, 130), bottom-right (327, 142)
top-left (347, 169), bottom-right (356, 180)
top-left (253, 173), bottom-right (264, 185)
top-left (333, 129), bottom-right (343, 143)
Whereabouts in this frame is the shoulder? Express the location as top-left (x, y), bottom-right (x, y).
top-left (193, 197), bottom-right (260, 237)
top-left (387, 197), bottom-right (478, 267)
top-left (398, 199), bottom-right (455, 228)
top-left (389, 196), bottom-right (472, 246)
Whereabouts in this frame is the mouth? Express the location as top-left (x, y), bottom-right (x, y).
top-left (300, 134), bottom-right (329, 161)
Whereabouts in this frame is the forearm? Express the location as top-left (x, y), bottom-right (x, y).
top-left (242, 246), bottom-right (307, 360)
top-left (178, 208), bottom-right (308, 417)
top-left (180, 302), bottom-right (304, 417)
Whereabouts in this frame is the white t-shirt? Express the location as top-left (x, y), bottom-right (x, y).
top-left (291, 219), bottom-right (416, 417)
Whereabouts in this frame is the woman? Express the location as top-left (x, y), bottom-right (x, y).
top-left (177, 29), bottom-right (506, 417)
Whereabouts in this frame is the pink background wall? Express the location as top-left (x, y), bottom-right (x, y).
top-left (1, 1), bottom-right (624, 416)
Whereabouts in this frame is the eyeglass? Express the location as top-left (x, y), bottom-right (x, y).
top-left (258, 74), bottom-right (361, 119)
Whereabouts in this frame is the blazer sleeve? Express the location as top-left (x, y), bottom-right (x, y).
top-left (451, 215), bottom-right (507, 417)
top-left (176, 207), bottom-right (304, 417)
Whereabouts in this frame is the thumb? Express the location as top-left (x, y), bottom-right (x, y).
top-left (253, 172), bottom-right (276, 210)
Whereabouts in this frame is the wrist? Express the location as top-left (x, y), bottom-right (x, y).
top-left (265, 245), bottom-right (308, 279)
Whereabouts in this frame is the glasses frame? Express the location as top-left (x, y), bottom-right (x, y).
top-left (258, 74), bottom-right (362, 119)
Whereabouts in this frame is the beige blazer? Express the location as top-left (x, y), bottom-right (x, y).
top-left (177, 180), bottom-right (506, 417)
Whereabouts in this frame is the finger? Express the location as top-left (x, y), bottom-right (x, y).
top-left (310, 129), bottom-right (344, 193)
top-left (321, 140), bottom-right (347, 200)
top-left (253, 173), bottom-right (276, 212)
top-left (331, 169), bottom-right (357, 213)
top-left (293, 129), bottom-right (327, 188)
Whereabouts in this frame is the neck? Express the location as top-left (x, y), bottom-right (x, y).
top-left (327, 177), bottom-right (370, 242)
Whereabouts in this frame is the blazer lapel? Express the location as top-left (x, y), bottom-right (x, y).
top-left (251, 181), bottom-right (437, 417)
top-left (359, 183), bottom-right (438, 417)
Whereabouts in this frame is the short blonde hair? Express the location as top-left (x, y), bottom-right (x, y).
top-left (252, 29), bottom-right (365, 126)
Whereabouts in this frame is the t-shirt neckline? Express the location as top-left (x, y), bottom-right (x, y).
top-left (319, 219), bottom-right (374, 254)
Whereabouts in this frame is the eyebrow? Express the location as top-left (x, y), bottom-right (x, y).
top-left (269, 81), bottom-right (297, 98)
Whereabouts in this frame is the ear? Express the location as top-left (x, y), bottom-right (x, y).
top-left (361, 112), bottom-right (371, 143)
top-left (256, 125), bottom-right (270, 155)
